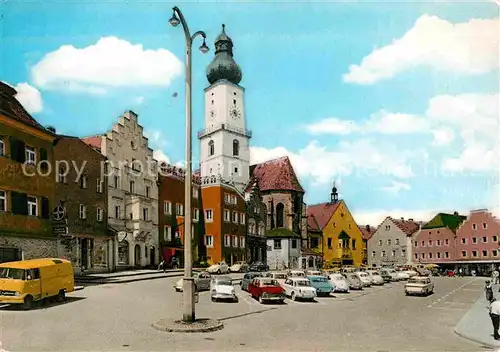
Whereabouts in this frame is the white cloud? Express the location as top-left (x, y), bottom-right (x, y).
top-left (153, 150), bottom-right (170, 163)
top-left (379, 181), bottom-right (411, 194)
top-left (343, 15), bottom-right (500, 84)
top-left (431, 127), bottom-right (455, 146)
top-left (31, 36), bottom-right (183, 94)
top-left (14, 83), bottom-right (43, 114)
top-left (144, 129), bottom-right (168, 149)
top-left (305, 118), bottom-right (357, 135)
top-left (351, 209), bottom-right (436, 227)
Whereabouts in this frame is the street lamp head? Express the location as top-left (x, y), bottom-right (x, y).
top-left (199, 39), bottom-right (210, 54)
top-left (169, 11), bottom-right (181, 27)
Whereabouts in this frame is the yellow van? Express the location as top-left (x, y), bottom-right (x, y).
top-left (0, 258), bottom-right (75, 309)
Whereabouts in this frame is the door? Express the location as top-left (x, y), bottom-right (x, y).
top-left (80, 239), bottom-right (88, 269)
top-left (134, 245), bottom-right (141, 266)
top-left (150, 247), bottom-right (155, 266)
top-left (25, 269), bottom-right (42, 300)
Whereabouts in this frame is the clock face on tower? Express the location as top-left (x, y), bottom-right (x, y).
top-left (229, 106), bottom-right (241, 120)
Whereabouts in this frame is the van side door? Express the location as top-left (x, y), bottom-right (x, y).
top-left (25, 269), bottom-right (41, 300)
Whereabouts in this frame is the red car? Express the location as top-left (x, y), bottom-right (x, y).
top-left (248, 277), bottom-right (286, 304)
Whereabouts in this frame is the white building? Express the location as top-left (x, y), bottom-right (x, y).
top-left (266, 229), bottom-right (301, 270)
top-left (83, 111), bottom-right (159, 269)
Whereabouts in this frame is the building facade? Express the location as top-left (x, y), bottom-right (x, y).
top-left (54, 135), bottom-right (112, 274)
top-left (0, 81), bottom-right (58, 263)
top-left (266, 228), bottom-right (301, 270)
top-left (83, 110), bottom-right (159, 269)
top-left (359, 225), bottom-right (376, 265)
top-left (412, 212), bottom-right (466, 266)
top-left (244, 181), bottom-right (267, 263)
top-left (454, 209), bottom-right (500, 274)
top-left (367, 217), bottom-right (420, 268)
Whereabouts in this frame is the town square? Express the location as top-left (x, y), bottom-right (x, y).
top-left (0, 0), bottom-right (499, 351)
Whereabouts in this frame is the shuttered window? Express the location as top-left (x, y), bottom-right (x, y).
top-left (9, 137), bottom-right (26, 163)
top-left (10, 192), bottom-right (28, 215)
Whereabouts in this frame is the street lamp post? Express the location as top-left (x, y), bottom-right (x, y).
top-left (169, 6), bottom-right (209, 323)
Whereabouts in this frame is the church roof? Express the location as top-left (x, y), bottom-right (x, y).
top-left (307, 214), bottom-right (322, 233)
top-left (247, 156), bottom-right (304, 193)
top-left (306, 201), bottom-right (342, 230)
top-left (81, 135), bottom-right (104, 151)
top-left (206, 24), bottom-right (242, 85)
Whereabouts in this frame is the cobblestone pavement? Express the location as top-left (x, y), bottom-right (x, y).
top-left (0, 275), bottom-right (488, 351)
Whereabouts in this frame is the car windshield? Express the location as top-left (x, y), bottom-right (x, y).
top-left (349, 274), bottom-right (358, 280)
top-left (274, 274), bottom-right (287, 279)
top-left (262, 279), bottom-right (279, 286)
top-left (359, 273), bottom-right (368, 277)
top-left (216, 280), bottom-right (232, 286)
top-left (0, 267), bottom-right (25, 280)
top-left (296, 280), bottom-right (310, 286)
top-left (332, 274), bottom-right (344, 280)
top-left (409, 278), bottom-right (427, 284)
top-left (371, 271), bottom-right (380, 275)
top-left (216, 262), bottom-right (225, 265)
top-left (312, 277), bottom-right (328, 283)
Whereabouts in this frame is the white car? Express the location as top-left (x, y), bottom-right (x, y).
top-left (306, 270), bottom-right (322, 276)
top-left (282, 277), bottom-right (317, 301)
top-left (386, 269), bottom-right (401, 281)
top-left (405, 276), bottom-right (434, 296)
top-left (207, 262), bottom-right (229, 274)
top-left (365, 270), bottom-right (385, 285)
top-left (173, 271), bottom-right (211, 292)
top-left (354, 272), bottom-right (371, 287)
top-left (270, 272), bottom-right (288, 286)
top-left (404, 270), bottom-right (419, 278)
top-left (328, 273), bottom-right (349, 293)
top-left (287, 270), bottom-right (306, 278)
top-left (396, 271), bottom-right (410, 280)
top-left (210, 276), bottom-right (238, 302)
top-left (230, 261), bottom-right (248, 273)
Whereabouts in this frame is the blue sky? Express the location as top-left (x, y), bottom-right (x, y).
top-left (2, 1), bottom-right (499, 225)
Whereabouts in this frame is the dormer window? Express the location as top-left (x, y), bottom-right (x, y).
top-left (232, 139), bottom-right (239, 156)
top-left (208, 140), bottom-right (214, 156)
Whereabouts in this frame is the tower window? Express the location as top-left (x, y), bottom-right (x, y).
top-left (232, 139), bottom-right (239, 156)
top-left (211, 100), bottom-right (214, 105)
top-left (276, 203), bottom-right (284, 228)
top-left (208, 140), bottom-right (214, 156)
top-left (233, 99), bottom-right (236, 105)
top-left (233, 92), bottom-right (237, 95)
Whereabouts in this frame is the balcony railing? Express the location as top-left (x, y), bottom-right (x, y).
top-left (197, 123), bottom-right (252, 139)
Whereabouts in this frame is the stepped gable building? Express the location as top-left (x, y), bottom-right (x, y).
top-left (82, 110), bottom-right (159, 269)
top-left (412, 212), bottom-right (466, 267)
top-left (359, 225), bottom-right (376, 265)
top-left (368, 217), bottom-right (420, 268)
top-left (244, 181), bottom-right (267, 263)
top-left (454, 209), bottom-right (500, 274)
top-left (247, 156), bottom-right (307, 270)
top-left (307, 184), bottom-right (364, 268)
top-left (0, 81), bottom-right (58, 262)
top-left (54, 134), bottom-right (111, 274)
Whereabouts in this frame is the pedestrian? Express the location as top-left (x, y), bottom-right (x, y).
top-left (472, 269), bottom-right (477, 277)
top-left (171, 256), bottom-right (179, 269)
top-left (493, 269), bottom-right (499, 284)
top-left (486, 281), bottom-right (494, 301)
top-left (158, 259), bottom-right (165, 272)
top-left (459, 268), bottom-right (463, 277)
top-left (489, 297), bottom-right (500, 340)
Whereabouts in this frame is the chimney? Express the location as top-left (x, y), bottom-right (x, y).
top-left (408, 218), bottom-right (414, 222)
top-left (400, 217), bottom-right (404, 221)
top-left (365, 224), bottom-right (370, 232)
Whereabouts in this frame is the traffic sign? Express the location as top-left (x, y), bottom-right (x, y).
top-left (53, 226), bottom-right (68, 236)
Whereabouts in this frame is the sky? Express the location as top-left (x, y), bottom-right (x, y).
top-left (1, 0), bottom-right (499, 226)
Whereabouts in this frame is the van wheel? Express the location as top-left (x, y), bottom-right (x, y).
top-left (23, 295), bottom-right (33, 310)
top-left (57, 290), bottom-right (66, 302)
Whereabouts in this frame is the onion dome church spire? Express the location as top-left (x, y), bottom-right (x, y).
top-left (206, 24), bottom-right (243, 85)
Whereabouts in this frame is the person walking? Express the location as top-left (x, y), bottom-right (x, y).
top-left (158, 259), bottom-right (165, 272)
top-left (493, 269), bottom-right (499, 285)
top-left (486, 281), bottom-right (494, 302)
top-left (489, 297), bottom-right (500, 340)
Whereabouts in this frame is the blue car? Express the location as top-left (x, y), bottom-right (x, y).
top-left (307, 275), bottom-right (335, 296)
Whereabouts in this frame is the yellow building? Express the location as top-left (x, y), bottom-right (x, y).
top-left (307, 185), bottom-right (364, 267)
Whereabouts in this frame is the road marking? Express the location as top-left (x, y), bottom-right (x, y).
top-left (432, 306), bottom-right (468, 311)
top-left (239, 293), bottom-right (258, 306)
top-left (427, 278), bottom-right (478, 308)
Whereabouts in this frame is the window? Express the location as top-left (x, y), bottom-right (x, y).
top-left (79, 204), bottom-right (86, 219)
top-left (142, 208), bottom-right (148, 221)
top-left (0, 137), bottom-right (4, 156)
top-left (193, 208), bottom-right (199, 222)
top-left (472, 237), bottom-right (477, 244)
top-left (483, 223), bottom-right (488, 229)
top-left (233, 99), bottom-right (236, 105)
top-left (378, 240), bottom-right (382, 246)
top-left (421, 253), bottom-right (425, 259)
top-left (97, 208), bottom-right (103, 222)
top-left (414, 253), bottom-right (418, 260)
top-left (114, 176), bottom-right (120, 188)
top-left (224, 235), bottom-right (231, 247)
top-left (494, 236), bottom-right (499, 242)
top-left (276, 203), bottom-right (284, 227)
top-left (208, 140), bottom-right (214, 156)
top-left (232, 211), bottom-right (238, 223)
top-left (240, 236), bottom-right (245, 248)
top-left (224, 209), bottom-right (230, 222)
top-left (437, 252), bottom-right (441, 259)
top-left (372, 251), bottom-right (376, 258)
top-left (176, 203), bottom-right (184, 216)
top-left (240, 213), bottom-right (245, 225)
top-left (473, 224), bottom-right (477, 230)
top-left (391, 250), bottom-right (396, 257)
top-left (232, 139), bottom-right (239, 156)
top-left (205, 235), bottom-right (214, 248)
top-left (205, 209), bottom-right (213, 222)
top-left (57, 166), bottom-right (66, 183)
top-left (401, 249), bottom-right (406, 257)
top-left (115, 205), bottom-right (121, 219)
top-left (382, 250), bottom-right (386, 257)
top-left (352, 239), bottom-right (356, 249)
top-left (387, 239), bottom-right (391, 245)
top-left (175, 231), bottom-right (180, 239)
top-left (0, 190), bottom-right (6, 211)
top-left (437, 240), bottom-right (441, 246)
top-left (146, 186), bottom-right (150, 198)
top-left (164, 201), bottom-right (172, 215)
top-left (445, 252), bottom-right (449, 258)
top-left (27, 196), bottom-right (37, 216)
top-left (164, 226), bottom-right (172, 241)
top-left (395, 238), bottom-right (400, 245)
top-left (273, 239), bottom-right (282, 249)
top-left (482, 236), bottom-right (488, 243)
top-left (493, 250), bottom-right (498, 257)
top-left (414, 241), bottom-right (418, 247)
top-left (472, 251), bottom-right (477, 257)
top-left (96, 178), bottom-right (102, 193)
top-left (129, 180), bottom-right (135, 193)
top-left (462, 251), bottom-right (467, 257)
top-left (428, 240), bottom-right (432, 246)
top-left (327, 238), bottom-right (332, 248)
top-left (232, 236), bottom-right (238, 247)
top-left (483, 250), bottom-right (488, 257)
top-left (461, 238), bottom-right (467, 244)
top-left (385, 225), bottom-right (390, 231)
top-left (421, 241), bottom-right (424, 247)
top-left (80, 175), bottom-right (88, 189)
top-left (25, 146), bottom-right (36, 164)
top-left (291, 239), bottom-right (297, 249)
top-left (445, 239), bottom-right (449, 245)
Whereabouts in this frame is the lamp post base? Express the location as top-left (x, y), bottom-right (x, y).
top-left (152, 318), bottom-right (223, 333)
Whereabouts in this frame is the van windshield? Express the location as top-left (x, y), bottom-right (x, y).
top-left (0, 267), bottom-right (25, 280)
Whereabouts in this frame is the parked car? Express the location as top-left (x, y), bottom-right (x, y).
top-left (241, 271), bottom-right (270, 291)
top-left (248, 261), bottom-right (269, 272)
top-left (328, 273), bottom-right (350, 293)
top-left (270, 272), bottom-right (288, 286)
top-left (207, 262), bottom-right (229, 274)
top-left (306, 270), bottom-right (323, 276)
top-left (248, 277), bottom-right (286, 304)
top-left (344, 273), bottom-right (363, 290)
top-left (307, 275), bottom-right (335, 296)
top-left (282, 277), bottom-right (317, 301)
top-left (404, 270), bottom-right (419, 278)
top-left (173, 271), bottom-right (211, 292)
top-left (354, 272), bottom-right (372, 287)
top-left (404, 276), bottom-right (434, 296)
top-left (396, 270), bottom-right (410, 280)
top-left (380, 269), bottom-right (399, 282)
top-left (365, 270), bottom-right (385, 285)
top-left (287, 270), bottom-right (306, 278)
top-left (210, 276), bottom-right (238, 302)
top-left (230, 261), bottom-right (248, 273)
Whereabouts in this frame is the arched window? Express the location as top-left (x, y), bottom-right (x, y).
top-left (208, 140), bottom-right (214, 156)
top-left (276, 202), bottom-right (284, 228)
top-left (118, 240), bottom-right (129, 265)
top-left (232, 139), bottom-right (239, 156)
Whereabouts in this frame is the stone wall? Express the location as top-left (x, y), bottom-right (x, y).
top-left (0, 235), bottom-right (57, 259)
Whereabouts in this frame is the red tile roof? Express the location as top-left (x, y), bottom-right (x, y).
top-left (389, 217), bottom-right (420, 236)
top-left (247, 156), bottom-right (304, 192)
top-left (306, 201), bottom-right (341, 230)
top-left (307, 214), bottom-right (322, 232)
top-left (359, 225), bottom-right (376, 241)
top-left (81, 135), bottom-right (103, 151)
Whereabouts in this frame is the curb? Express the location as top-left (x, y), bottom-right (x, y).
top-left (151, 318), bottom-right (224, 333)
top-left (76, 272), bottom-right (184, 285)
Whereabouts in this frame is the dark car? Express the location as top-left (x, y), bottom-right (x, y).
top-left (379, 269), bottom-right (392, 283)
top-left (248, 261), bottom-right (269, 272)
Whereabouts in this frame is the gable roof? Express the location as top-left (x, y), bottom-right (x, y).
top-left (388, 217), bottom-right (421, 236)
top-left (307, 214), bottom-right (322, 233)
top-left (306, 201), bottom-right (342, 230)
top-left (81, 135), bottom-right (104, 151)
top-left (359, 225), bottom-right (376, 240)
top-left (247, 156), bottom-right (304, 193)
top-left (422, 212), bottom-right (467, 231)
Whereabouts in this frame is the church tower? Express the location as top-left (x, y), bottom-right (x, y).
top-left (198, 24), bottom-right (251, 192)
